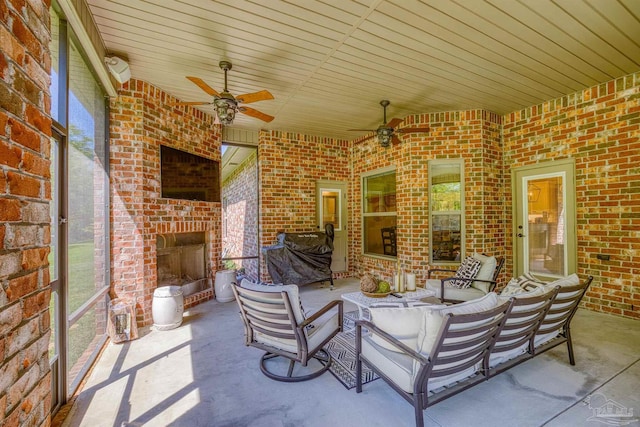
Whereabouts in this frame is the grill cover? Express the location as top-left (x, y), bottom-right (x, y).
top-left (262, 227), bottom-right (334, 286)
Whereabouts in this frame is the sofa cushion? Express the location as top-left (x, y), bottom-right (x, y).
top-left (450, 256), bottom-right (482, 288)
top-left (361, 335), bottom-right (477, 394)
top-left (415, 292), bottom-right (500, 356)
top-left (471, 253), bottom-right (497, 293)
top-left (426, 279), bottom-right (486, 302)
top-left (368, 302), bottom-right (442, 352)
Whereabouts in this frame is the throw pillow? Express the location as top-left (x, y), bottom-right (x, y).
top-left (501, 272), bottom-right (546, 295)
top-left (449, 256), bottom-right (482, 288)
top-left (471, 253), bottom-right (497, 293)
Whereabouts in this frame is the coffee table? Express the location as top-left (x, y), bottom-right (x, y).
top-left (341, 288), bottom-right (436, 321)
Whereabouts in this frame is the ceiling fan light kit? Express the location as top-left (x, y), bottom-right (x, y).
top-left (175, 60), bottom-right (274, 125)
top-left (350, 99), bottom-right (430, 148)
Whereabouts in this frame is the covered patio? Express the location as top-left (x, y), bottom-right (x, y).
top-left (60, 279), bottom-right (640, 427)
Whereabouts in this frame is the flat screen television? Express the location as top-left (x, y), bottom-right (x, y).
top-left (160, 145), bottom-right (220, 202)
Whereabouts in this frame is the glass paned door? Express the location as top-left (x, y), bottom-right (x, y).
top-left (513, 160), bottom-right (576, 279)
top-left (526, 176), bottom-right (565, 276)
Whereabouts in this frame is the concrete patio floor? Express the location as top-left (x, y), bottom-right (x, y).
top-left (61, 278), bottom-right (640, 427)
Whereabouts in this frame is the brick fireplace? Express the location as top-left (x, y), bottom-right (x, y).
top-left (109, 80), bottom-right (222, 326)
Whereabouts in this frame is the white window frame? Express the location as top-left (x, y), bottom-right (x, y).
top-left (361, 166), bottom-right (397, 259)
top-left (429, 159), bottom-right (465, 265)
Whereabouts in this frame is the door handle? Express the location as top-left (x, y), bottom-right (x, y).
top-left (517, 233), bottom-right (525, 237)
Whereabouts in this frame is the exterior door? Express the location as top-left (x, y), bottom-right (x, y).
top-left (316, 181), bottom-right (348, 272)
top-left (513, 159), bottom-right (576, 279)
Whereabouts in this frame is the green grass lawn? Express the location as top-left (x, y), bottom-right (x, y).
top-left (49, 241), bottom-right (106, 383)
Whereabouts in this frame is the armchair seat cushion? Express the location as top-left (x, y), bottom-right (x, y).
top-left (426, 279), bottom-right (485, 302)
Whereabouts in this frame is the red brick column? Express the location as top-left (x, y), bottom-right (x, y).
top-left (110, 80), bottom-right (221, 326)
top-left (1, 0), bottom-right (54, 425)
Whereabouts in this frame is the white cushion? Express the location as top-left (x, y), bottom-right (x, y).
top-left (542, 273), bottom-right (580, 291)
top-left (368, 302), bottom-right (442, 352)
top-left (240, 279), bottom-right (304, 323)
top-left (361, 335), bottom-right (477, 393)
top-left (426, 279), bottom-right (486, 302)
top-left (471, 253), bottom-right (497, 293)
top-left (415, 292), bottom-right (500, 356)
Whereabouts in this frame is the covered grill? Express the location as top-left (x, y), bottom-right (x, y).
top-left (262, 224), bottom-right (334, 289)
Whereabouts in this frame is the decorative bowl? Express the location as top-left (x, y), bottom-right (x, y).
top-left (362, 291), bottom-right (391, 298)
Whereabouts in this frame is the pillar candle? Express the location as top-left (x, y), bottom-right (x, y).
top-left (406, 273), bottom-right (416, 291)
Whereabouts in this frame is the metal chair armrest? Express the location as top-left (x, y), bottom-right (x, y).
top-left (428, 268), bottom-right (457, 279)
top-left (299, 299), bottom-right (343, 328)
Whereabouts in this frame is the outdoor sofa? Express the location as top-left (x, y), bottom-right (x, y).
top-left (355, 274), bottom-right (593, 427)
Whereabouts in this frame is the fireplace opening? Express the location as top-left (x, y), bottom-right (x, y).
top-left (156, 232), bottom-right (210, 296)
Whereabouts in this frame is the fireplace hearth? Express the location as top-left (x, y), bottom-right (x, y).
top-left (157, 232), bottom-right (211, 297)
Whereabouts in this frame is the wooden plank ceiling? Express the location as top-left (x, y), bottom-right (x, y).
top-left (87, 0), bottom-right (640, 141)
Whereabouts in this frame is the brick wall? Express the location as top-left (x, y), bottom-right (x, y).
top-left (1, 0), bottom-right (53, 425)
top-left (258, 131), bottom-right (350, 281)
top-left (110, 79), bottom-right (221, 326)
top-left (351, 110), bottom-right (506, 287)
top-left (503, 72), bottom-right (640, 319)
top-left (222, 150), bottom-right (259, 280)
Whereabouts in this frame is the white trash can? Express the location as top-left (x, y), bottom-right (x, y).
top-left (152, 286), bottom-right (184, 330)
top-left (215, 270), bottom-right (237, 303)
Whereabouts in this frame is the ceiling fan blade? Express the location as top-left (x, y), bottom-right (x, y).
top-left (236, 90), bottom-right (274, 104)
top-left (186, 76), bottom-right (220, 97)
top-left (396, 127), bottom-right (430, 133)
top-left (239, 106), bottom-right (274, 122)
top-left (169, 101), bottom-right (212, 106)
top-left (386, 118), bottom-right (403, 128)
top-left (391, 135), bottom-right (402, 145)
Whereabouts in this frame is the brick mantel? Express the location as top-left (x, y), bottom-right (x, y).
top-left (109, 80), bottom-right (222, 326)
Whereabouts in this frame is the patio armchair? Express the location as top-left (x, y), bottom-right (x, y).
top-left (426, 254), bottom-right (505, 303)
top-left (232, 280), bottom-right (343, 382)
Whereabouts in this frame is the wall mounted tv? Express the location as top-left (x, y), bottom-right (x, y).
top-left (160, 145), bottom-right (221, 202)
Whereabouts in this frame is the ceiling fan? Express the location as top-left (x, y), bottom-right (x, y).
top-left (350, 100), bottom-right (430, 147)
top-left (172, 61), bottom-right (274, 125)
